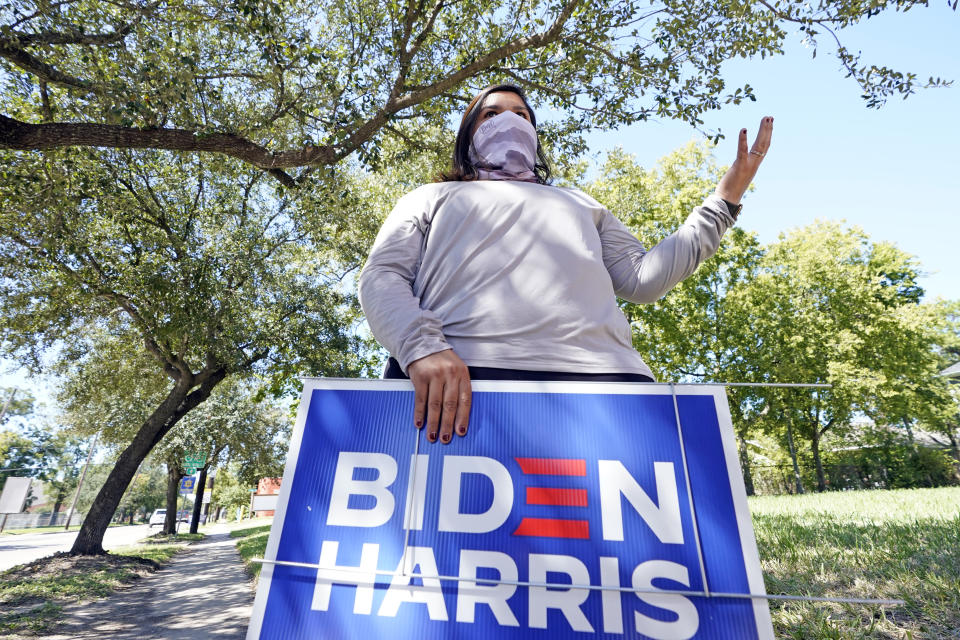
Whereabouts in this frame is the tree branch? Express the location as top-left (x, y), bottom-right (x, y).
top-left (0, 115), bottom-right (324, 184)
top-left (0, 42), bottom-right (98, 92)
top-left (3, 0), bottom-right (582, 185)
top-left (11, 25), bottom-right (134, 47)
top-left (334, 0), bottom-right (584, 160)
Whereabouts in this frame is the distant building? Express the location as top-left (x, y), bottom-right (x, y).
top-left (942, 362), bottom-right (960, 382)
top-left (23, 481), bottom-right (50, 513)
top-left (252, 477), bottom-right (282, 517)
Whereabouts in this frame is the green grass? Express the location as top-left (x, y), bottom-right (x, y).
top-left (6, 491), bottom-right (951, 638)
top-left (0, 525), bottom-right (82, 535)
top-left (220, 492), bottom-right (960, 636)
top-left (0, 522), bottom-right (136, 536)
top-left (112, 543), bottom-right (184, 564)
top-left (231, 523), bottom-right (273, 582)
top-left (140, 531), bottom-right (205, 544)
top-left (0, 543), bottom-right (185, 635)
top-left (750, 487), bottom-right (960, 639)
top-left (0, 601), bottom-right (62, 635)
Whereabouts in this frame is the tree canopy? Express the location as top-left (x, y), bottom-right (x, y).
top-left (588, 143), bottom-right (957, 494)
top-left (2, 0), bottom-right (952, 186)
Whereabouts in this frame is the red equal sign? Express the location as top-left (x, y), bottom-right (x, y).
top-left (512, 458), bottom-right (589, 540)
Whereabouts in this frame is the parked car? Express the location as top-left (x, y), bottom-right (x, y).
top-left (149, 509), bottom-right (167, 527)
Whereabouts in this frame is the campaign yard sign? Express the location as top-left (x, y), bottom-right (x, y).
top-left (248, 379), bottom-right (773, 640)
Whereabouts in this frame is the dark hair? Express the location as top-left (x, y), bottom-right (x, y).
top-left (438, 84), bottom-right (552, 184)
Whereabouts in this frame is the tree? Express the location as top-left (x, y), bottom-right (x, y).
top-left (727, 222), bottom-right (949, 492)
top-left (0, 428), bottom-right (40, 486)
top-left (0, 413), bottom-right (87, 509)
top-left (0, 386), bottom-right (39, 485)
top-left (36, 427), bottom-right (89, 520)
top-left (152, 377), bottom-right (290, 533)
top-left (1, 149), bottom-right (368, 554)
top-left (585, 142), bottom-right (765, 492)
top-left (587, 144), bottom-right (956, 493)
top-left (0, 386), bottom-right (34, 425)
top-left (929, 300), bottom-right (960, 463)
top-left (1, 0), bottom-right (951, 186)
top-left (210, 461), bottom-right (254, 521)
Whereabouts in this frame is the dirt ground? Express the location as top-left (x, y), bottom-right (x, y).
top-left (3, 527), bottom-right (253, 639)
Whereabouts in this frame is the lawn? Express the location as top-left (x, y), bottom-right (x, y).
top-left (228, 489), bottom-right (959, 638)
top-left (750, 487), bottom-right (960, 639)
top-left (229, 522), bottom-right (273, 582)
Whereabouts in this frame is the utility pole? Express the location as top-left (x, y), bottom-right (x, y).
top-left (0, 388), bottom-right (17, 424)
top-left (64, 432), bottom-right (98, 530)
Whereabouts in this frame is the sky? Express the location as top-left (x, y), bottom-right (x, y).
top-left (2, 4), bottom-right (958, 405)
top-left (582, 3), bottom-right (960, 303)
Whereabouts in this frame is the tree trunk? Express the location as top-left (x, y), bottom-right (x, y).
top-left (164, 460), bottom-right (180, 535)
top-left (69, 369), bottom-right (226, 555)
top-left (785, 419), bottom-right (805, 495)
top-left (903, 418), bottom-right (917, 449)
top-left (948, 430), bottom-right (960, 482)
top-left (49, 489), bottom-right (65, 526)
top-left (738, 435), bottom-right (755, 496)
top-left (189, 466), bottom-right (208, 534)
top-left (811, 428), bottom-right (826, 492)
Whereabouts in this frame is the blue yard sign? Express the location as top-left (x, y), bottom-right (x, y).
top-left (247, 379), bottom-right (773, 640)
top-left (179, 476), bottom-right (196, 494)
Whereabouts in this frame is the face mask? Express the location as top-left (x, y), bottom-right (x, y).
top-left (468, 110), bottom-right (539, 182)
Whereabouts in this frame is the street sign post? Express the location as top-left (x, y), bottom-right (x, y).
top-left (183, 452), bottom-right (207, 475)
top-left (248, 379), bottom-right (773, 639)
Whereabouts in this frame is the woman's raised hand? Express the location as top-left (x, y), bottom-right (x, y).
top-left (406, 349), bottom-right (472, 444)
top-left (714, 116), bottom-right (774, 205)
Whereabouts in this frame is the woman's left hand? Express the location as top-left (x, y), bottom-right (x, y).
top-left (714, 116), bottom-right (774, 205)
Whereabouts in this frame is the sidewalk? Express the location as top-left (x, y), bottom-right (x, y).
top-left (41, 524), bottom-right (255, 639)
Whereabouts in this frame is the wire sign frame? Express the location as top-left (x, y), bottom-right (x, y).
top-left (248, 378), bottom-right (781, 639)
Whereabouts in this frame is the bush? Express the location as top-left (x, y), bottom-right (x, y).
top-left (824, 441), bottom-right (958, 490)
top-left (745, 427), bottom-right (959, 495)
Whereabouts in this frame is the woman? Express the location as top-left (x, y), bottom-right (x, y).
top-left (358, 84), bottom-right (772, 446)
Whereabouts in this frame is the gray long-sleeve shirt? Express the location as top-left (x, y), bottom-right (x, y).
top-left (358, 180), bottom-right (736, 378)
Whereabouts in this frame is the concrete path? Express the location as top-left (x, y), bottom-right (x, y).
top-left (42, 525), bottom-right (255, 639)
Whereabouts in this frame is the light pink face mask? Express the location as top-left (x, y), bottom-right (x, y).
top-left (468, 110), bottom-right (539, 182)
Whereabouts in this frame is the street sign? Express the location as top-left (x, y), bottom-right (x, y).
top-left (248, 379), bottom-right (773, 640)
top-left (179, 476), bottom-right (197, 494)
top-left (183, 452), bottom-right (207, 475)
top-left (251, 494), bottom-right (279, 512)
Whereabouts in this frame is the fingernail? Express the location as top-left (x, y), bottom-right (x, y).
top-left (441, 433), bottom-right (451, 443)
top-left (428, 431), bottom-right (437, 442)
top-left (415, 419), bottom-right (423, 428)
top-left (741, 128), bottom-right (747, 133)
top-left (457, 425), bottom-right (466, 435)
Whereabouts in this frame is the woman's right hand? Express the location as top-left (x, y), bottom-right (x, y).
top-left (406, 349), bottom-right (472, 444)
